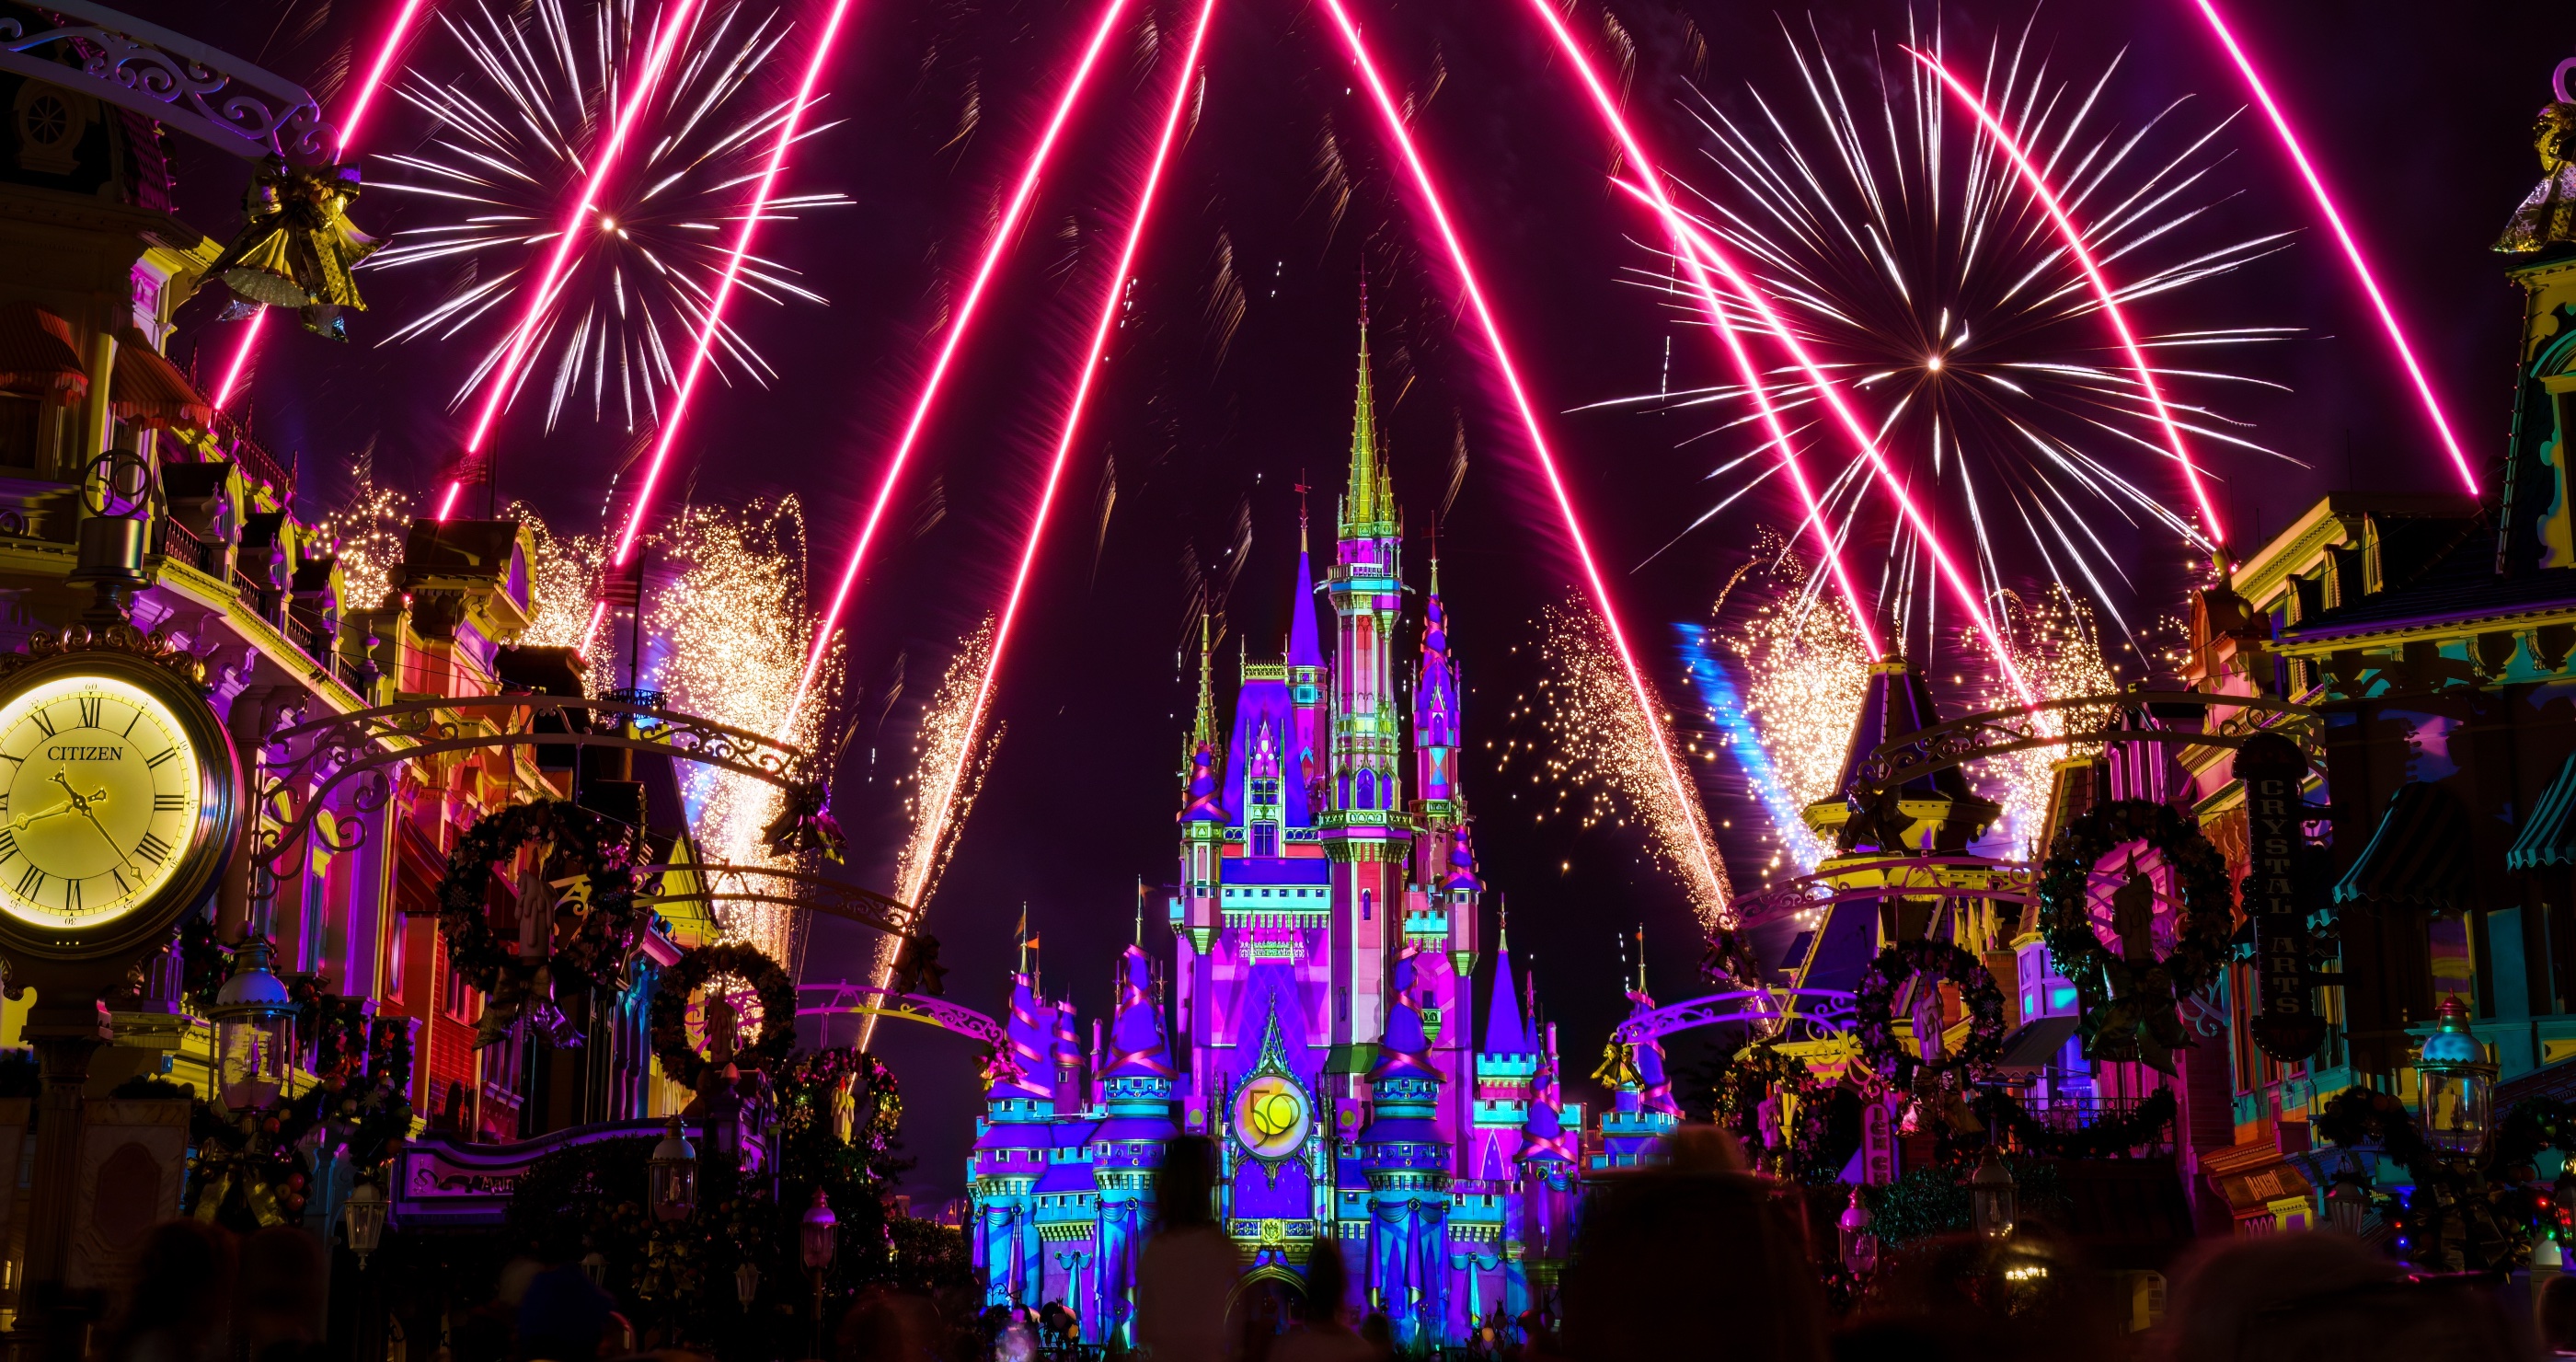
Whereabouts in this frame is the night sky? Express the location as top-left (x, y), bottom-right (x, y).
top-left (126, 0), bottom-right (2576, 1205)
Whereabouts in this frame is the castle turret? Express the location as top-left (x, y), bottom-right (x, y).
top-left (1094, 946), bottom-right (1177, 1345)
top-left (1179, 621), bottom-right (1225, 952)
top-left (1288, 497), bottom-right (1329, 811)
top-left (973, 974), bottom-right (1059, 1306)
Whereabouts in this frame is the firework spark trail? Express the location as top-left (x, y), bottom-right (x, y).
top-left (211, 0), bottom-right (432, 414)
top-left (893, 0), bottom-right (1218, 912)
top-left (1907, 47), bottom-right (2225, 549)
top-left (2185, 0), bottom-right (2477, 499)
top-left (859, 620), bottom-right (999, 1048)
top-left (1516, 0), bottom-right (1880, 661)
top-left (1509, 604), bottom-right (1726, 927)
top-left (1717, 534), bottom-right (1871, 880)
top-left (434, 0), bottom-right (707, 521)
top-left (583, 0), bottom-right (868, 656)
top-left (1316, 0), bottom-right (1733, 921)
top-left (1960, 585), bottom-right (2117, 855)
top-left (780, 0), bottom-right (1140, 732)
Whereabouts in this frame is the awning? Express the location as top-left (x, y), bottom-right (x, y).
top-left (0, 302), bottom-right (86, 405)
top-left (2333, 779), bottom-right (2470, 912)
top-left (109, 329), bottom-right (211, 431)
top-left (2508, 752), bottom-right (2576, 871)
top-left (1998, 1014), bottom-right (2081, 1068)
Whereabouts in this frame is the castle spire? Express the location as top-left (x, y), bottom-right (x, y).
top-left (1342, 297), bottom-right (1392, 536)
top-left (1190, 614), bottom-right (1216, 750)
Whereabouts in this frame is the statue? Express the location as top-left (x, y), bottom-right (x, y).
top-left (1909, 979), bottom-right (1945, 1067)
top-left (2110, 854), bottom-right (2157, 966)
top-left (703, 989), bottom-right (742, 1069)
top-left (2495, 103), bottom-right (2576, 254)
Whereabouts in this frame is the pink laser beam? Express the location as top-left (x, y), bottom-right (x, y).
top-left (1315, 0), bottom-right (1732, 915)
top-left (894, 0), bottom-right (1219, 907)
top-left (1909, 46), bottom-right (2227, 549)
top-left (209, 0), bottom-right (430, 417)
top-left (581, 0), bottom-right (865, 656)
top-left (1509, 0), bottom-right (1880, 657)
top-left (434, 0), bottom-right (708, 521)
top-left (778, 0), bottom-right (1138, 730)
top-left (2186, 0), bottom-right (2478, 499)
top-left (209, 309), bottom-right (268, 414)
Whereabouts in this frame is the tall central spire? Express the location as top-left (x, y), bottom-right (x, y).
top-left (1341, 291), bottom-right (1393, 537)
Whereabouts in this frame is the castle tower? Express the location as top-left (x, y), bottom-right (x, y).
top-left (1360, 948), bottom-right (1451, 1346)
top-left (973, 974), bottom-right (1059, 1307)
top-left (1326, 311), bottom-right (1410, 1053)
top-left (1288, 496), bottom-right (1330, 812)
top-left (1093, 945), bottom-right (1178, 1345)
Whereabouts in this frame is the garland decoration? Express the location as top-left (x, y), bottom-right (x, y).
top-left (1853, 939), bottom-right (2007, 1089)
top-left (2315, 1090), bottom-right (2576, 1271)
top-left (650, 943), bottom-right (798, 1091)
top-left (2033, 799), bottom-right (2234, 1068)
top-left (186, 1008), bottom-right (416, 1232)
top-left (1701, 1040), bottom-right (1843, 1181)
top-left (431, 800), bottom-right (644, 1046)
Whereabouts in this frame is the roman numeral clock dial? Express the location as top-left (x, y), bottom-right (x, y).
top-left (0, 674), bottom-right (202, 930)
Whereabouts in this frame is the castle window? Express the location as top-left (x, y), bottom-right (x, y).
top-left (1356, 771), bottom-right (1376, 809)
top-left (1339, 774), bottom-right (1352, 809)
top-left (1252, 823), bottom-right (1278, 857)
top-left (1361, 890), bottom-right (1372, 920)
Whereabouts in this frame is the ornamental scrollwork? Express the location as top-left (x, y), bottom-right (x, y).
top-left (1852, 689), bottom-right (2318, 797)
top-left (0, 2), bottom-right (330, 161)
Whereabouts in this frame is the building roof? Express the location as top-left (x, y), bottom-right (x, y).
top-left (1481, 948), bottom-right (1527, 1056)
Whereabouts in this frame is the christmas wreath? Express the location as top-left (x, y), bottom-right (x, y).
top-left (431, 800), bottom-right (645, 1045)
top-left (186, 1009), bottom-right (416, 1231)
top-left (1698, 1040), bottom-right (1842, 1179)
top-left (1853, 939), bottom-right (2008, 1089)
top-left (650, 943), bottom-right (798, 1091)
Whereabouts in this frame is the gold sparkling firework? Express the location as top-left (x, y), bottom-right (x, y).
top-left (590, 497), bottom-right (837, 971)
top-left (1726, 534), bottom-right (1871, 877)
top-left (320, 470), bottom-right (834, 968)
top-left (894, 618), bottom-right (1003, 912)
top-left (1503, 597), bottom-right (1731, 929)
top-left (1961, 584), bottom-right (2120, 857)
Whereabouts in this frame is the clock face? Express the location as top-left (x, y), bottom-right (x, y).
top-left (1231, 1073), bottom-right (1312, 1160)
top-left (0, 674), bottom-right (202, 929)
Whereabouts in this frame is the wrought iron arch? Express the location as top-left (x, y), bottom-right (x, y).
top-left (637, 863), bottom-right (915, 939)
top-left (1853, 690), bottom-right (2319, 797)
top-left (0, 1), bottom-right (330, 160)
top-left (794, 981), bottom-right (1003, 1047)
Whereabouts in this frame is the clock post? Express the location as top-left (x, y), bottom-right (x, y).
top-left (0, 511), bottom-right (243, 1360)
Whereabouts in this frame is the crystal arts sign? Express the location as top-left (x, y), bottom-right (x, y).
top-left (2236, 733), bottom-right (2326, 1062)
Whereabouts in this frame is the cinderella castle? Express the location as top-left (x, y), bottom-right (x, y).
top-left (965, 322), bottom-right (1684, 1346)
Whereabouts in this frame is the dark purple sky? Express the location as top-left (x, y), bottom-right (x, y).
top-left (136, 0), bottom-right (2571, 1203)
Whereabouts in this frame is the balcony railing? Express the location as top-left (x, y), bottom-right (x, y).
top-left (2008, 1092), bottom-right (2174, 1156)
top-left (160, 518), bottom-right (218, 576)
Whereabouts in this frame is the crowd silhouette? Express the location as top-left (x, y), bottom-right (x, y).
top-left (91, 1125), bottom-right (2574, 1362)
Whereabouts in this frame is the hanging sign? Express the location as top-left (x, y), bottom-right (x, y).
top-left (2235, 733), bottom-right (2326, 1062)
top-left (1859, 1096), bottom-right (1896, 1185)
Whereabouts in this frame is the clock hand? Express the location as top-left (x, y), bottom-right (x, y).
top-left (74, 802), bottom-right (132, 871)
top-left (13, 770), bottom-right (83, 830)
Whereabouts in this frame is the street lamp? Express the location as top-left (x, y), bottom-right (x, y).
top-left (341, 1181), bottom-right (387, 1269)
top-left (1969, 1148), bottom-right (2018, 1241)
top-left (2415, 998), bottom-right (2496, 1159)
top-left (1837, 1187), bottom-right (1879, 1275)
top-left (650, 1116), bottom-right (698, 1223)
top-left (211, 941), bottom-right (297, 1114)
top-left (801, 1187), bottom-right (838, 1361)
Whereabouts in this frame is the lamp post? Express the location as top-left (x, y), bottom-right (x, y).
top-left (801, 1186), bottom-right (838, 1361)
top-left (1838, 1187), bottom-right (1880, 1276)
top-left (211, 941), bottom-right (298, 1113)
top-left (341, 1181), bottom-right (388, 1269)
top-left (2325, 1172), bottom-right (2373, 1237)
top-left (2415, 998), bottom-right (2496, 1159)
top-left (650, 1116), bottom-right (698, 1223)
top-left (735, 1259), bottom-right (761, 1311)
top-left (1969, 1148), bottom-right (2018, 1241)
